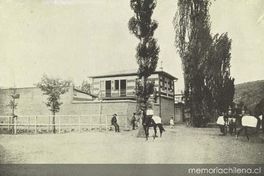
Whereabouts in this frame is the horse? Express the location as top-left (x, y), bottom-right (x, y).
top-left (236, 115), bottom-right (261, 140)
top-left (216, 116), bottom-right (237, 135)
top-left (255, 100), bottom-right (264, 133)
top-left (142, 115), bottom-right (164, 141)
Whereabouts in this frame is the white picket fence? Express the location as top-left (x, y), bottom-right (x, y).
top-left (0, 114), bottom-right (130, 134)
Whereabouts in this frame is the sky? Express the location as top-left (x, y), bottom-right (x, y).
top-left (0, 0), bottom-right (263, 91)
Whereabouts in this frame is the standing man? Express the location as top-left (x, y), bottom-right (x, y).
top-left (217, 112), bottom-right (227, 135)
top-left (131, 113), bottom-right (136, 130)
top-left (226, 109), bottom-right (235, 135)
top-left (111, 114), bottom-right (120, 132)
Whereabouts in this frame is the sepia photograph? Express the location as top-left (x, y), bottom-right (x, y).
top-left (0, 0), bottom-right (263, 175)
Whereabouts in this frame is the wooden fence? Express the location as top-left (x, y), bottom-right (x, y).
top-left (0, 114), bottom-right (130, 134)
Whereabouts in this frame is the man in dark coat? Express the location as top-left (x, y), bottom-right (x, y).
top-left (131, 113), bottom-right (136, 130)
top-left (111, 114), bottom-right (120, 132)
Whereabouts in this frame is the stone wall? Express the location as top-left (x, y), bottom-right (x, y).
top-left (0, 87), bottom-right (181, 127)
top-left (0, 87), bottom-right (138, 127)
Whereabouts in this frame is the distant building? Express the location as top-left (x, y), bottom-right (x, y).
top-left (174, 93), bottom-right (185, 123)
top-left (175, 93), bottom-right (184, 104)
top-left (90, 69), bottom-right (177, 123)
top-left (0, 69), bottom-right (181, 125)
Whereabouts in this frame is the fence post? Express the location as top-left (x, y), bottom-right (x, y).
top-left (58, 116), bottom-right (61, 134)
top-left (89, 116), bottom-right (91, 131)
top-left (99, 100), bottom-right (102, 132)
top-left (27, 116), bottom-right (30, 133)
top-left (48, 116), bottom-right (50, 132)
top-left (35, 116), bottom-right (37, 134)
top-left (14, 116), bottom-right (17, 135)
top-left (78, 116), bottom-right (81, 133)
top-left (105, 115), bottom-right (108, 131)
top-left (8, 116), bottom-right (10, 131)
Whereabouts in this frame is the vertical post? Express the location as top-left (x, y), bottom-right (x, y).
top-left (48, 115), bottom-right (50, 132)
top-left (58, 116), bottom-right (61, 134)
top-left (78, 115), bottom-right (81, 133)
top-left (126, 106), bottom-right (129, 130)
top-left (89, 116), bottom-right (91, 131)
top-left (105, 115), bottom-right (107, 131)
top-left (35, 116), bottom-right (37, 134)
top-left (27, 116), bottom-right (30, 133)
top-left (99, 100), bottom-right (102, 131)
top-left (8, 116), bottom-right (10, 131)
top-left (14, 116), bottom-right (17, 135)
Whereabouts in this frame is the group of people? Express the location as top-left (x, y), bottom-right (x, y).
top-left (110, 113), bottom-right (138, 132)
top-left (217, 107), bottom-right (263, 139)
top-left (110, 110), bottom-right (175, 133)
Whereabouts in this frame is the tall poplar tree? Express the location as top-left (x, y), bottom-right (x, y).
top-left (174, 0), bottom-right (212, 126)
top-left (128, 0), bottom-right (160, 121)
top-left (174, 0), bottom-right (235, 126)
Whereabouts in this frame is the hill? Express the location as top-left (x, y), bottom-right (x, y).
top-left (234, 80), bottom-right (264, 112)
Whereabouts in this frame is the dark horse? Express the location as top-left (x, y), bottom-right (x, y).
top-left (255, 99), bottom-right (264, 134)
top-left (142, 115), bottom-right (164, 140)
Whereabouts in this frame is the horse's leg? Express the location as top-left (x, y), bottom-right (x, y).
top-left (153, 125), bottom-right (157, 140)
top-left (223, 124), bottom-right (227, 135)
top-left (158, 124), bottom-right (162, 137)
top-left (234, 122), bottom-right (237, 135)
top-left (245, 127), bottom-right (249, 141)
top-left (261, 118), bottom-right (264, 133)
top-left (143, 125), bottom-right (148, 141)
top-left (236, 127), bottom-right (243, 139)
top-left (146, 126), bottom-right (150, 140)
top-left (262, 119), bottom-right (264, 133)
top-left (160, 127), bottom-right (162, 137)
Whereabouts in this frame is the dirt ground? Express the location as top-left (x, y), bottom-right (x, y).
top-left (0, 125), bottom-right (264, 164)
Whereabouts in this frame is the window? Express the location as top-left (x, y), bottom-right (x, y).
top-left (162, 77), bottom-right (165, 90)
top-left (160, 76), bottom-right (165, 88)
top-left (105, 80), bottom-right (111, 97)
top-left (115, 80), bottom-right (119, 90)
top-left (120, 80), bottom-right (126, 97)
top-left (170, 80), bottom-right (174, 90)
top-left (168, 80), bottom-right (172, 90)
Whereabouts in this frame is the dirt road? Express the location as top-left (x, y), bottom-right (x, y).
top-left (1, 125), bottom-right (263, 163)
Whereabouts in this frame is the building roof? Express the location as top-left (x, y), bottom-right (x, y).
top-left (73, 88), bottom-right (97, 98)
top-left (89, 69), bottom-right (178, 80)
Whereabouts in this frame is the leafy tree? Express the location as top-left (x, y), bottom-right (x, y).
top-left (80, 80), bottom-right (91, 94)
top-left (7, 88), bottom-right (18, 116)
top-left (174, 0), bottom-right (235, 126)
top-left (7, 88), bottom-right (19, 133)
top-left (128, 0), bottom-right (160, 118)
top-left (135, 79), bottom-right (155, 111)
top-left (174, 0), bottom-right (212, 127)
top-left (204, 33), bottom-right (235, 116)
top-left (37, 74), bottom-right (71, 133)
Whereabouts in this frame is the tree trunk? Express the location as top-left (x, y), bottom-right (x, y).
top-left (137, 76), bottom-right (148, 138)
top-left (52, 112), bottom-right (56, 134)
